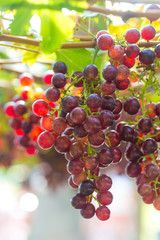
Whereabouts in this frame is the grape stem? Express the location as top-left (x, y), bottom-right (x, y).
top-left (76, 23), bottom-right (95, 39)
top-left (92, 46), bottom-right (99, 65)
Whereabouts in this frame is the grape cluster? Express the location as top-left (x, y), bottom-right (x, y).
top-left (4, 20), bottom-right (160, 220)
top-left (3, 71), bottom-right (55, 155)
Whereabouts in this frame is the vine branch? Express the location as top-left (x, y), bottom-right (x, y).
top-left (61, 40), bottom-right (159, 49)
top-left (0, 43), bottom-right (40, 53)
top-left (107, 0), bottom-right (160, 4)
top-left (87, 6), bottom-right (160, 19)
top-left (0, 34), bottom-right (40, 46)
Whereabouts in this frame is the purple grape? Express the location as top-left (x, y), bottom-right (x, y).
top-left (126, 162), bottom-right (141, 178)
top-left (142, 138), bottom-right (157, 154)
top-left (138, 118), bottom-right (153, 133)
top-left (71, 193), bottom-right (87, 209)
top-left (53, 61), bottom-right (67, 74)
top-left (79, 180), bottom-right (95, 196)
top-left (102, 65), bottom-right (118, 82)
top-left (61, 96), bottom-right (78, 113)
top-left (86, 94), bottom-right (102, 109)
top-left (144, 163), bottom-right (159, 179)
top-left (125, 144), bottom-right (143, 162)
top-left (101, 96), bottom-right (116, 111)
top-left (97, 148), bottom-right (113, 166)
top-left (80, 203), bottom-right (95, 219)
top-left (83, 64), bottom-right (98, 81)
top-left (84, 116), bottom-right (101, 133)
top-left (119, 125), bottom-right (134, 142)
top-left (88, 130), bottom-right (105, 146)
top-left (124, 97), bottom-right (140, 115)
top-left (51, 73), bottom-right (67, 88)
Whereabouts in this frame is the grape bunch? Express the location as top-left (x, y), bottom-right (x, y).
top-left (30, 22), bottom-right (160, 220)
top-left (3, 20), bottom-right (160, 220)
top-left (3, 71), bottom-right (56, 155)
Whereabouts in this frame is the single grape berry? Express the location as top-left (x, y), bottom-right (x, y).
top-left (95, 174), bottom-right (112, 191)
top-left (113, 99), bottom-right (122, 115)
top-left (125, 28), bottom-right (140, 44)
top-left (61, 96), bottom-right (78, 113)
top-left (126, 162), bottom-right (141, 178)
top-left (14, 100), bottom-right (27, 116)
top-left (52, 117), bottom-right (67, 134)
top-left (125, 144), bottom-right (143, 163)
top-left (43, 70), bottom-right (54, 85)
top-left (99, 110), bottom-right (114, 127)
top-left (117, 65), bottom-right (130, 81)
top-left (97, 34), bottom-right (114, 51)
top-left (45, 87), bottom-right (60, 102)
top-left (138, 117), bottom-right (153, 133)
top-left (108, 45), bottom-right (124, 60)
top-left (70, 107), bottom-right (86, 124)
top-left (74, 124), bottom-right (88, 138)
top-left (102, 65), bottom-right (118, 82)
top-left (124, 97), bottom-right (140, 115)
top-left (115, 78), bottom-right (130, 90)
top-left (97, 191), bottom-right (113, 205)
top-left (101, 96), bottom-right (116, 111)
top-left (32, 99), bottom-right (49, 117)
top-left (83, 64), bottom-right (98, 81)
top-left (84, 116), bottom-right (101, 133)
top-left (51, 73), bottom-right (67, 89)
top-left (79, 180), bottom-right (95, 196)
top-left (71, 193), bottom-right (87, 209)
top-left (54, 136), bottom-right (71, 153)
top-left (53, 61), bottom-right (67, 74)
top-left (144, 163), bottom-right (159, 179)
top-left (123, 55), bottom-right (135, 68)
top-left (100, 81), bottom-right (116, 95)
top-left (37, 131), bottom-right (55, 149)
top-left (69, 142), bottom-right (84, 159)
top-left (97, 148), bottom-right (113, 166)
top-left (86, 94), bottom-right (102, 109)
top-left (80, 203), bottom-right (95, 219)
top-left (84, 156), bottom-right (98, 170)
top-left (19, 72), bottom-right (34, 86)
top-left (139, 49), bottom-right (156, 65)
top-left (125, 44), bottom-right (140, 58)
top-left (142, 138), bottom-right (157, 154)
top-left (141, 25), bottom-right (156, 40)
top-left (88, 130), bottom-right (105, 146)
top-left (96, 206), bottom-right (110, 221)
top-left (119, 125), bottom-right (134, 142)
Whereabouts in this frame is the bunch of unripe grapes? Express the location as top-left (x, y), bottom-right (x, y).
top-left (4, 21), bottom-right (160, 220)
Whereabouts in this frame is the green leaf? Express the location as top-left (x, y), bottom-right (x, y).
top-left (10, 8), bottom-right (32, 35)
top-left (55, 48), bottom-right (106, 73)
top-left (40, 10), bottom-right (74, 53)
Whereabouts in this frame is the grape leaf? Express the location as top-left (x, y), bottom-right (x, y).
top-left (10, 8), bottom-right (32, 35)
top-left (55, 48), bottom-right (106, 73)
top-left (40, 10), bottom-right (74, 53)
